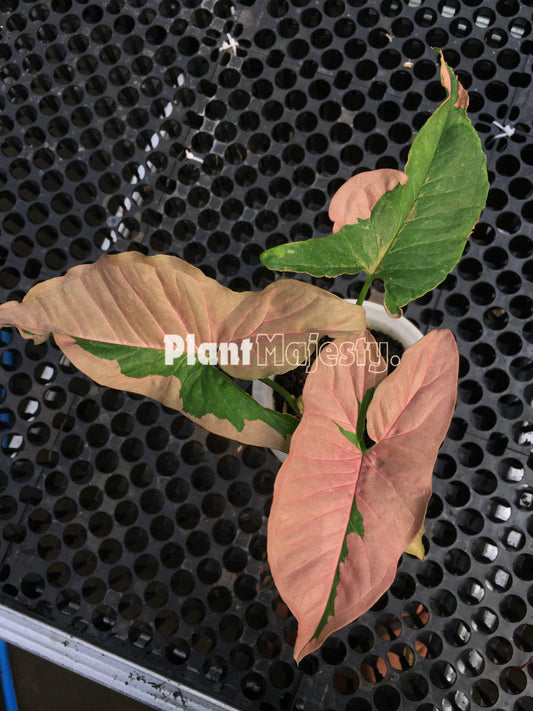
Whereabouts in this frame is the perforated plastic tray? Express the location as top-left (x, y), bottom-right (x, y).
top-left (0, 1), bottom-right (532, 709)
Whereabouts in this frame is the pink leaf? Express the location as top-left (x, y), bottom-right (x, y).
top-left (0, 253), bottom-right (364, 380)
top-left (0, 253), bottom-right (365, 449)
top-left (267, 330), bottom-right (458, 661)
top-left (328, 169), bottom-right (408, 233)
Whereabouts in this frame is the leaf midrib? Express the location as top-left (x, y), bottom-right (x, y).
top-left (367, 83), bottom-right (454, 280)
top-left (312, 387), bottom-right (375, 640)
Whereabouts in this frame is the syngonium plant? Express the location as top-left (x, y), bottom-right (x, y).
top-left (0, 55), bottom-right (488, 661)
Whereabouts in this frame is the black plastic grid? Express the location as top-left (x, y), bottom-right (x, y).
top-left (0, 1), bottom-right (532, 709)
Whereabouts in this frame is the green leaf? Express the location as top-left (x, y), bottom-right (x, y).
top-left (320, 385), bottom-right (376, 638)
top-left (74, 337), bottom-right (297, 441)
top-left (312, 493), bottom-right (364, 640)
top-left (335, 386), bottom-right (375, 452)
top-left (335, 422), bottom-right (360, 450)
top-left (0, 251), bottom-right (364, 449)
top-left (261, 53), bottom-right (489, 315)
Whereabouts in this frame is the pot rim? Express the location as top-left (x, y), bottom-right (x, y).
top-left (351, 299), bottom-right (423, 350)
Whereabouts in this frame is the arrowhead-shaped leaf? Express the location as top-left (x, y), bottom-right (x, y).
top-left (267, 329), bottom-right (459, 660)
top-left (261, 54), bottom-right (489, 315)
top-left (0, 252), bottom-right (364, 450)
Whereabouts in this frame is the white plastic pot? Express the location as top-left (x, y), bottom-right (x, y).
top-left (252, 300), bottom-right (424, 462)
top-left (358, 300), bottom-right (423, 350)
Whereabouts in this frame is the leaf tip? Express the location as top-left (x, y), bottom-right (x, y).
top-left (405, 526), bottom-right (426, 561)
top-left (435, 47), bottom-right (469, 110)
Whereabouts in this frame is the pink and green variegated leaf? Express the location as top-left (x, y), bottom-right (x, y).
top-left (0, 252), bottom-right (364, 450)
top-left (267, 329), bottom-right (459, 661)
top-left (261, 53), bottom-right (489, 315)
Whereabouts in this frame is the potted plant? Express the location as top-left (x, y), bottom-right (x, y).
top-left (0, 54), bottom-right (488, 662)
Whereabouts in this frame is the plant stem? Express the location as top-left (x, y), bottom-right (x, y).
top-left (356, 273), bottom-right (374, 306)
top-left (259, 378), bottom-right (301, 417)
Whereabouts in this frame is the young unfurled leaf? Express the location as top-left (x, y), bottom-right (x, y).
top-left (261, 54), bottom-right (489, 315)
top-left (267, 330), bottom-right (459, 661)
top-left (0, 252), bottom-right (364, 450)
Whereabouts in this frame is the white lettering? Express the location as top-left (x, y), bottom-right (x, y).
top-left (307, 340), bottom-right (330, 373)
top-left (284, 341), bottom-right (305, 367)
top-left (218, 342), bottom-right (239, 366)
top-left (354, 336), bottom-right (367, 367)
top-left (318, 341), bottom-right (339, 366)
top-left (338, 340), bottom-right (355, 366)
top-left (307, 333), bottom-right (319, 361)
top-left (390, 354), bottom-right (400, 367)
top-left (197, 342), bottom-right (217, 365)
top-left (367, 341), bottom-right (387, 374)
top-left (186, 333), bottom-right (196, 365)
top-left (164, 335), bottom-right (184, 365)
top-left (239, 338), bottom-right (253, 365)
top-left (162, 333), bottom-right (396, 370)
top-left (255, 334), bottom-right (283, 367)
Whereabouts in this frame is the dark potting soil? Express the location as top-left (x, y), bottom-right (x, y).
top-left (273, 330), bottom-right (404, 414)
top-left (371, 328), bottom-right (404, 373)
